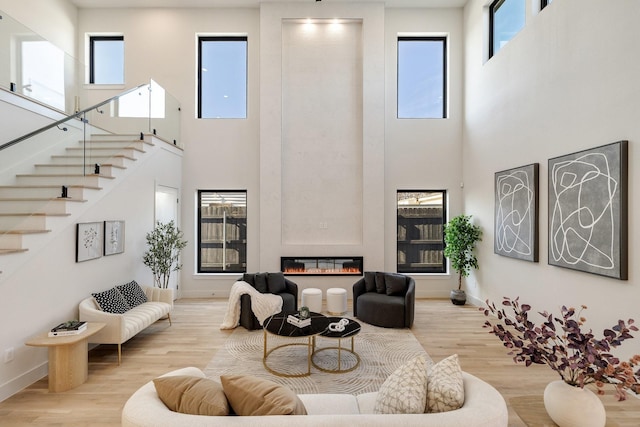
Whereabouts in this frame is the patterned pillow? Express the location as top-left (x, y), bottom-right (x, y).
top-left (426, 354), bottom-right (465, 413)
top-left (373, 354), bottom-right (428, 414)
top-left (92, 287), bottom-right (131, 314)
top-left (116, 280), bottom-right (148, 308)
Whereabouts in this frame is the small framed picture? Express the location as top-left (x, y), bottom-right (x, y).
top-left (104, 220), bottom-right (125, 256)
top-left (76, 222), bottom-right (103, 262)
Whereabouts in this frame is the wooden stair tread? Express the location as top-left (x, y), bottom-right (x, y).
top-left (0, 185), bottom-right (102, 190)
top-left (34, 163), bottom-right (126, 169)
top-left (52, 154), bottom-right (137, 161)
top-left (0, 229), bottom-right (51, 234)
top-left (66, 146), bottom-right (146, 153)
top-left (0, 198), bottom-right (86, 202)
top-left (0, 249), bottom-right (28, 254)
top-left (16, 173), bottom-right (115, 179)
top-left (0, 212), bottom-right (70, 217)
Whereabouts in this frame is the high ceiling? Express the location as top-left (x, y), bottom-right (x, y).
top-left (70, 0), bottom-right (468, 9)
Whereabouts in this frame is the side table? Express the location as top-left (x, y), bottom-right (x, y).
top-left (26, 322), bottom-right (106, 392)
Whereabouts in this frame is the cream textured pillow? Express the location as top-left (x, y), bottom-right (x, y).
top-left (425, 354), bottom-right (465, 413)
top-left (153, 375), bottom-right (229, 416)
top-left (373, 354), bottom-right (428, 414)
top-left (220, 375), bottom-right (307, 416)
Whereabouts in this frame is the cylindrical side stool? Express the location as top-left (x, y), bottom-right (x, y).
top-left (326, 288), bottom-right (347, 315)
top-left (301, 288), bottom-right (322, 313)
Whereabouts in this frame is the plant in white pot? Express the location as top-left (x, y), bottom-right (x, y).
top-left (483, 297), bottom-right (640, 427)
top-left (443, 214), bottom-right (482, 305)
top-left (143, 220), bottom-right (187, 289)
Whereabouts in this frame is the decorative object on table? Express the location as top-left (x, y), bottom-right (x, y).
top-left (287, 313), bottom-right (311, 328)
top-left (327, 318), bottom-right (349, 332)
top-left (494, 163), bottom-right (539, 262)
top-left (76, 221), bottom-right (103, 262)
top-left (443, 215), bottom-right (482, 305)
top-left (104, 220), bottom-right (125, 256)
top-left (48, 320), bottom-right (87, 337)
top-left (483, 297), bottom-right (640, 427)
top-left (143, 220), bottom-right (187, 288)
top-left (298, 306), bottom-right (310, 319)
top-left (548, 140), bottom-right (628, 279)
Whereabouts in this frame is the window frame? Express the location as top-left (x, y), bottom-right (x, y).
top-left (489, 0), bottom-right (525, 59)
top-left (197, 190), bottom-right (247, 274)
top-left (396, 190), bottom-right (447, 274)
top-left (541, 0), bottom-right (552, 10)
top-left (89, 35), bottom-right (124, 85)
top-left (197, 35), bottom-right (248, 119)
top-left (396, 36), bottom-right (448, 119)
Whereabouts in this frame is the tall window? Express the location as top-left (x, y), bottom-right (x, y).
top-left (198, 190), bottom-right (247, 273)
top-left (397, 190), bottom-right (446, 274)
top-left (89, 36), bottom-right (124, 84)
top-left (397, 37), bottom-right (447, 119)
top-left (198, 36), bottom-right (247, 119)
top-left (541, 0), bottom-right (553, 9)
top-left (489, 0), bottom-right (525, 58)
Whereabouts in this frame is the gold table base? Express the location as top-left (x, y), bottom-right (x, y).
top-left (312, 336), bottom-right (361, 373)
top-left (262, 329), bottom-right (314, 378)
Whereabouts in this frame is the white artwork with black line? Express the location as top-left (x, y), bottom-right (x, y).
top-left (104, 220), bottom-right (125, 256)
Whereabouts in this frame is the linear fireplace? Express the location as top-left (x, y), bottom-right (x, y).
top-left (281, 256), bottom-right (363, 276)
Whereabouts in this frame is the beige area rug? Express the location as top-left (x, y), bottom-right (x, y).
top-left (204, 319), bottom-right (431, 395)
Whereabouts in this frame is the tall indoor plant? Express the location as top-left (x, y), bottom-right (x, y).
top-left (143, 220), bottom-right (187, 289)
top-left (443, 214), bottom-right (482, 305)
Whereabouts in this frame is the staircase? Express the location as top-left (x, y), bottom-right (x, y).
top-left (0, 134), bottom-right (154, 256)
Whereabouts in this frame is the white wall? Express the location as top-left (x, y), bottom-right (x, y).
top-left (463, 0), bottom-right (639, 358)
top-left (385, 8), bottom-right (464, 296)
top-left (75, 5), bottom-right (464, 299)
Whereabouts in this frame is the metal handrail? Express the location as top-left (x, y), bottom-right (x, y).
top-left (0, 83), bottom-right (149, 151)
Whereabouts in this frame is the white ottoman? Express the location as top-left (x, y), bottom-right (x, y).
top-left (301, 288), bottom-right (322, 313)
top-left (326, 288), bottom-right (347, 315)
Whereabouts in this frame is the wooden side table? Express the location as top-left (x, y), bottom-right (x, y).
top-left (26, 322), bottom-right (105, 392)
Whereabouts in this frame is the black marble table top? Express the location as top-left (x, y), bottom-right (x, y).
top-left (263, 311), bottom-right (331, 337)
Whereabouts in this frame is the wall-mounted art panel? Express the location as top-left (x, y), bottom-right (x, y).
top-left (104, 220), bottom-right (125, 256)
top-left (548, 141), bottom-right (628, 279)
top-left (494, 163), bottom-right (539, 262)
top-left (76, 222), bottom-right (103, 262)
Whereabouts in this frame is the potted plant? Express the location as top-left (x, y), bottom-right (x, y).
top-left (483, 297), bottom-right (640, 426)
top-left (443, 214), bottom-right (482, 305)
top-left (143, 220), bottom-right (187, 289)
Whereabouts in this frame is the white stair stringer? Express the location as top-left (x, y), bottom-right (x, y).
top-left (0, 134), bottom-right (169, 281)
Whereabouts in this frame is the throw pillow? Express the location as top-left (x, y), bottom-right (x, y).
top-left (267, 272), bottom-right (286, 294)
top-left (153, 375), bottom-right (230, 416)
top-left (373, 354), bottom-right (428, 414)
top-left (221, 375), bottom-right (307, 416)
top-left (92, 287), bottom-right (131, 314)
top-left (385, 273), bottom-right (407, 296)
top-left (374, 272), bottom-right (387, 294)
top-left (242, 273), bottom-right (256, 287)
top-left (254, 273), bottom-right (268, 293)
top-left (116, 280), bottom-right (148, 308)
top-left (363, 271), bottom-right (377, 293)
top-left (425, 354), bottom-right (465, 413)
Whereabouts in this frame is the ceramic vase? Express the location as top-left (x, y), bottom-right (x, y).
top-left (449, 289), bottom-right (466, 305)
top-left (543, 380), bottom-right (606, 427)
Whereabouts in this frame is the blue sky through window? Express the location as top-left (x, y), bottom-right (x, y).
top-left (199, 38), bottom-right (247, 119)
top-left (492, 0), bottom-right (525, 55)
top-left (92, 38), bottom-right (124, 84)
top-left (397, 38), bottom-right (445, 119)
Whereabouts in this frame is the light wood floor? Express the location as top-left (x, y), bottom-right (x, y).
top-left (1, 298), bottom-right (639, 426)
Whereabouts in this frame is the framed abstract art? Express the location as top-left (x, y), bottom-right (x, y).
top-left (494, 163), bottom-right (539, 262)
top-left (548, 141), bottom-right (628, 279)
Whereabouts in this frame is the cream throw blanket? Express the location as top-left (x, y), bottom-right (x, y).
top-left (220, 280), bottom-right (283, 330)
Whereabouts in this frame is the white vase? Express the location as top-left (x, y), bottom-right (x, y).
top-left (543, 380), bottom-right (606, 427)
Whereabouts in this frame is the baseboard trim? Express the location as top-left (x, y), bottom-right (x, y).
top-left (0, 362), bottom-right (47, 403)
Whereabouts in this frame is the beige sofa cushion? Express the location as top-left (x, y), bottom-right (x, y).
top-left (220, 375), bottom-right (307, 416)
top-left (153, 375), bottom-right (229, 416)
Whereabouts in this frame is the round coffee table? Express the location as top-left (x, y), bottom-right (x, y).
top-left (262, 311), bottom-right (331, 377)
top-left (312, 317), bottom-right (361, 373)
